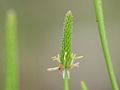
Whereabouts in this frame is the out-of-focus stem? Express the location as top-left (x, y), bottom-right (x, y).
top-left (81, 81), bottom-right (88, 90)
top-left (5, 9), bottom-right (19, 90)
top-left (93, 0), bottom-right (119, 90)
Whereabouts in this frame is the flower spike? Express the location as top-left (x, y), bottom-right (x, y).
top-left (47, 11), bottom-right (84, 79)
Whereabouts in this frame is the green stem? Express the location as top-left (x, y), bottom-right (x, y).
top-left (81, 81), bottom-right (88, 90)
top-left (93, 0), bottom-right (119, 90)
top-left (64, 70), bottom-right (70, 90)
top-left (5, 10), bottom-right (19, 90)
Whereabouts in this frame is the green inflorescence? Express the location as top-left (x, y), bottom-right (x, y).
top-left (60, 11), bottom-right (73, 69)
top-left (47, 11), bottom-right (84, 90)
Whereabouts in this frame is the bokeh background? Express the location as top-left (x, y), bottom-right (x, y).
top-left (0, 0), bottom-right (120, 90)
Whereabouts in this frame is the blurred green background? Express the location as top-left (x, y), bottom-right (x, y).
top-left (0, 0), bottom-right (120, 90)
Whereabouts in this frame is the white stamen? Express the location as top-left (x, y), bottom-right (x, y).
top-left (75, 56), bottom-right (84, 60)
top-left (47, 67), bottom-right (59, 71)
top-left (52, 54), bottom-right (60, 62)
top-left (51, 56), bottom-right (57, 60)
top-left (72, 62), bottom-right (80, 68)
top-left (48, 53), bottom-right (83, 78)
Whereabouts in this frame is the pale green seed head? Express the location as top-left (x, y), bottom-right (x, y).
top-left (60, 10), bottom-right (73, 68)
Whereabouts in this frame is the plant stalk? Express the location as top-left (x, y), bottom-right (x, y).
top-left (93, 0), bottom-right (119, 90)
top-left (81, 81), bottom-right (88, 90)
top-left (64, 70), bottom-right (70, 90)
top-left (5, 10), bottom-right (19, 90)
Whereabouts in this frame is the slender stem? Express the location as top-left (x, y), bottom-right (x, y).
top-left (5, 10), bottom-right (19, 90)
top-left (93, 0), bottom-right (119, 90)
top-left (81, 81), bottom-right (88, 90)
top-left (64, 70), bottom-right (70, 90)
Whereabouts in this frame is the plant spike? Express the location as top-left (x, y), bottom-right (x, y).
top-left (60, 10), bottom-right (72, 68)
top-left (47, 10), bottom-right (84, 90)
